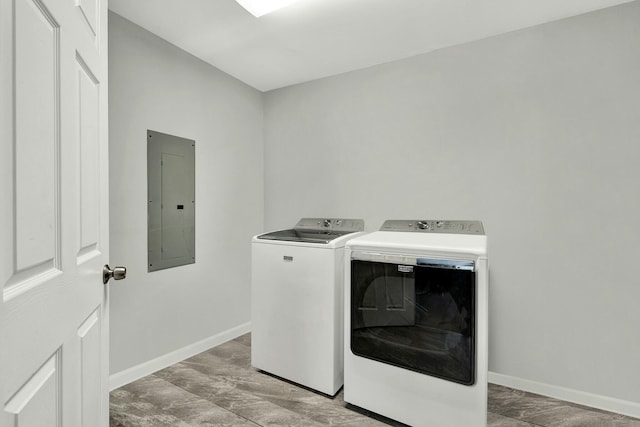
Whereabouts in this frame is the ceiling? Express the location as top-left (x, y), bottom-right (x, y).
top-left (108, 0), bottom-right (634, 92)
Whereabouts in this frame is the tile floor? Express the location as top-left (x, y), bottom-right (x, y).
top-left (110, 334), bottom-right (640, 426)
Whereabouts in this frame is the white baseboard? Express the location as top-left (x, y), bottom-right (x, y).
top-left (489, 371), bottom-right (640, 419)
top-left (109, 322), bottom-right (251, 391)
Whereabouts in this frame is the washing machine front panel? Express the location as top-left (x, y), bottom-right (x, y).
top-left (252, 242), bottom-right (343, 395)
top-left (251, 218), bottom-right (366, 396)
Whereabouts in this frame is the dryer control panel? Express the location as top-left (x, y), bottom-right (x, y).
top-left (380, 220), bottom-right (484, 235)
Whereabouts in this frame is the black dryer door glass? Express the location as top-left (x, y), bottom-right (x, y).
top-left (351, 260), bottom-right (476, 385)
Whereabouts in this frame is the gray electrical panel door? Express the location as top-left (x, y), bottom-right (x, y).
top-left (148, 130), bottom-right (195, 272)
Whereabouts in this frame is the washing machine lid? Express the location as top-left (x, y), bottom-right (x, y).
top-left (257, 218), bottom-right (364, 244)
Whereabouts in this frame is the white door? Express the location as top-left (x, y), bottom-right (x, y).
top-left (0, 0), bottom-right (114, 425)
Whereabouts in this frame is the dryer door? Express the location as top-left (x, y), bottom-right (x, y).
top-left (350, 253), bottom-right (476, 385)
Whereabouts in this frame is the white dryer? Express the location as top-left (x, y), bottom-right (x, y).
top-left (251, 218), bottom-right (365, 396)
top-left (344, 220), bottom-right (488, 427)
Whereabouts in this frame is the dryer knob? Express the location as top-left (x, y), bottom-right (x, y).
top-left (323, 219), bottom-right (331, 227)
top-left (417, 221), bottom-right (430, 230)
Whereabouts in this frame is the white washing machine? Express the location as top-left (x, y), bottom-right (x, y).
top-left (344, 220), bottom-right (488, 427)
top-left (251, 218), bottom-right (365, 395)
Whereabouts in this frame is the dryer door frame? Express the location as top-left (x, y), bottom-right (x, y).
top-left (350, 250), bottom-right (477, 385)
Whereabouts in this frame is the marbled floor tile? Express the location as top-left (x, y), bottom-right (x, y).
top-left (109, 388), bottom-right (191, 427)
top-left (488, 383), bottom-right (640, 426)
top-left (200, 338), bottom-right (253, 368)
top-left (155, 364), bottom-right (260, 408)
top-left (487, 412), bottom-right (538, 426)
top-left (165, 398), bottom-right (261, 427)
top-left (245, 387), bottom-right (382, 426)
top-left (213, 366), bottom-right (384, 425)
top-left (155, 363), bottom-right (322, 425)
top-left (233, 371), bottom-right (331, 403)
top-left (183, 341), bottom-right (456, 426)
top-left (522, 405), bottom-right (640, 427)
top-left (158, 360), bottom-right (382, 426)
top-left (233, 333), bottom-right (252, 347)
top-left (109, 406), bottom-right (192, 427)
top-left (156, 361), bottom-right (239, 391)
top-left (613, 416), bottom-right (640, 427)
top-left (182, 354), bottom-right (327, 408)
top-left (120, 375), bottom-right (201, 409)
top-left (218, 398), bottom-right (327, 426)
top-left (111, 334), bottom-right (640, 427)
top-left (184, 351), bottom-right (256, 379)
top-left (122, 374), bottom-right (260, 427)
top-left (175, 401), bottom-right (260, 427)
top-left (563, 403), bottom-right (640, 425)
top-left (488, 383), bottom-right (567, 420)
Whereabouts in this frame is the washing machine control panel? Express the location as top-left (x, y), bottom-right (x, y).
top-left (295, 218), bottom-right (365, 232)
top-left (380, 220), bottom-right (484, 235)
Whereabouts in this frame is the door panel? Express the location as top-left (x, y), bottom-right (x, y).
top-left (77, 54), bottom-right (100, 259)
top-left (14, 0), bottom-right (59, 274)
top-left (76, 0), bottom-right (98, 37)
top-left (1, 0), bottom-right (109, 424)
top-left (4, 352), bottom-right (61, 427)
top-left (78, 309), bottom-right (102, 427)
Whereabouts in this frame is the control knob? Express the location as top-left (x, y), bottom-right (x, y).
top-left (417, 221), bottom-right (430, 230)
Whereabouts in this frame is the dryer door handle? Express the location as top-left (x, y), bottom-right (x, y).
top-left (416, 258), bottom-right (475, 271)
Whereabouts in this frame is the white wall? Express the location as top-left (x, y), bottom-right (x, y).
top-left (264, 1), bottom-right (640, 413)
top-left (108, 13), bottom-right (263, 377)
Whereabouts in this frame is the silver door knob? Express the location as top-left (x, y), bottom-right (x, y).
top-left (103, 264), bottom-right (127, 284)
